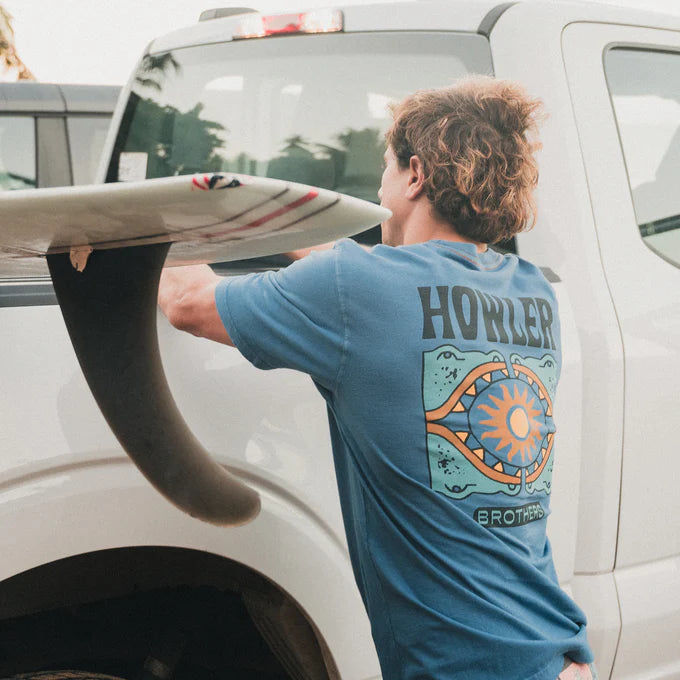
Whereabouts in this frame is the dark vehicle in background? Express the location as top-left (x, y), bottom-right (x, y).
top-left (0, 82), bottom-right (119, 190)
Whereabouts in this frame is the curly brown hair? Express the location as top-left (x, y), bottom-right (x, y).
top-left (385, 76), bottom-right (545, 244)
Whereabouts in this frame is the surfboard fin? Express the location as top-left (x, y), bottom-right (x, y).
top-left (47, 243), bottom-right (261, 527)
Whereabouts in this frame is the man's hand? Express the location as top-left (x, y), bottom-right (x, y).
top-left (158, 264), bottom-right (234, 346)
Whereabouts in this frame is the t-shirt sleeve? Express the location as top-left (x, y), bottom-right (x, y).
top-left (214, 245), bottom-right (348, 391)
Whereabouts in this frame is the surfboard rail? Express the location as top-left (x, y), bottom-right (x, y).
top-left (0, 172), bottom-right (390, 275)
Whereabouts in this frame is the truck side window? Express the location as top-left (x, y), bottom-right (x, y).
top-left (0, 116), bottom-right (36, 191)
top-left (67, 116), bottom-right (112, 185)
top-left (605, 48), bottom-right (680, 267)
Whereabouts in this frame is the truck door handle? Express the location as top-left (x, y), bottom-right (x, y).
top-left (47, 242), bottom-right (261, 526)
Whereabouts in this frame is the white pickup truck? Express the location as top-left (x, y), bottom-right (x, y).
top-left (0, 2), bottom-right (678, 679)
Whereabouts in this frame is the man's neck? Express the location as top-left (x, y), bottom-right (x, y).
top-left (400, 204), bottom-right (487, 253)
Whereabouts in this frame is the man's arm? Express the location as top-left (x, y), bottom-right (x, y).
top-left (157, 252), bottom-right (330, 345)
top-left (158, 264), bottom-right (234, 346)
top-left (159, 242), bottom-right (361, 346)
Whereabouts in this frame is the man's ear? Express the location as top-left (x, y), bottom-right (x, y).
top-left (406, 155), bottom-right (425, 200)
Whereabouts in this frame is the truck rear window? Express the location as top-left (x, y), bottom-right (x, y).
top-left (108, 31), bottom-right (491, 217)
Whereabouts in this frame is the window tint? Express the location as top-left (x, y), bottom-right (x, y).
top-left (605, 48), bottom-right (680, 267)
top-left (0, 116), bottom-right (36, 190)
top-left (109, 32), bottom-right (491, 255)
top-left (67, 115), bottom-right (111, 185)
top-left (112, 33), bottom-right (490, 195)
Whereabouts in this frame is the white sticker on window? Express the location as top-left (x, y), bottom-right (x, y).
top-left (118, 152), bottom-right (148, 182)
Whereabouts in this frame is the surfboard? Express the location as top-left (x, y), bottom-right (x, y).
top-left (0, 172), bottom-right (390, 276)
top-left (3, 173), bottom-right (389, 527)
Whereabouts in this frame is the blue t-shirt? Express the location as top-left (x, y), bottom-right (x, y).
top-left (215, 238), bottom-right (593, 680)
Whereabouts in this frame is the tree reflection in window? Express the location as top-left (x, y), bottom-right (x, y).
top-left (264, 127), bottom-right (384, 202)
top-left (120, 95), bottom-right (227, 178)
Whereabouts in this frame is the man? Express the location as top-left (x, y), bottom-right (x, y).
top-left (159, 77), bottom-right (596, 680)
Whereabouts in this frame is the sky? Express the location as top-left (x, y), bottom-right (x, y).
top-left (3, 0), bottom-right (680, 86)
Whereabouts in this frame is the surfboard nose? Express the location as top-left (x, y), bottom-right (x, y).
top-left (47, 242), bottom-right (261, 526)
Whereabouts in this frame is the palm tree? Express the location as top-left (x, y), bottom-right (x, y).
top-left (0, 5), bottom-right (35, 81)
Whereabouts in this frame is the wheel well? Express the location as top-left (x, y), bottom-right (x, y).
top-left (0, 547), bottom-right (338, 680)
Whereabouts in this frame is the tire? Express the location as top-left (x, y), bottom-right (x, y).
top-left (3, 673), bottom-right (127, 680)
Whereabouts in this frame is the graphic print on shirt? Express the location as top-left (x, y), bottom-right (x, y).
top-left (422, 345), bottom-right (556, 501)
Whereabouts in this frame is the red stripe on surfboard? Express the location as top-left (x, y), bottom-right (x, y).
top-left (192, 177), bottom-right (208, 190)
top-left (204, 190), bottom-right (319, 238)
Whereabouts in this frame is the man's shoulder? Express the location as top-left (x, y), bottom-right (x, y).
top-left (331, 239), bottom-right (425, 283)
top-left (333, 238), bottom-right (428, 265)
top-left (331, 238), bottom-right (392, 272)
top-left (512, 254), bottom-right (558, 298)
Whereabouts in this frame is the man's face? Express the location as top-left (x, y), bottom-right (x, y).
top-left (378, 147), bottom-right (411, 247)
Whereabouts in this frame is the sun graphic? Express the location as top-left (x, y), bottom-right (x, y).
top-left (476, 383), bottom-right (543, 465)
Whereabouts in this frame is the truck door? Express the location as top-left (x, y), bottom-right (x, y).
top-left (562, 23), bottom-right (680, 680)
